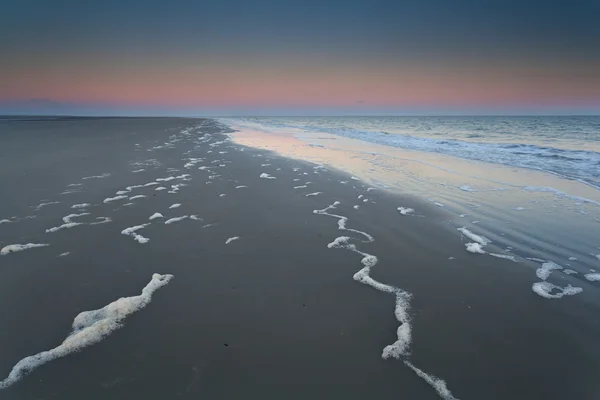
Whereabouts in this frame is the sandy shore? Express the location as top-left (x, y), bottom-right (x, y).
top-left (0, 117), bottom-right (599, 399)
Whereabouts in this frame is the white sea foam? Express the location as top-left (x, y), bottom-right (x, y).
top-left (532, 282), bottom-right (583, 299)
top-left (71, 203), bottom-right (91, 209)
top-left (294, 185), bottom-right (307, 189)
top-left (33, 201), bottom-right (60, 211)
top-left (306, 192), bottom-right (321, 197)
top-left (235, 185), bottom-right (247, 189)
top-left (459, 185), bottom-right (476, 192)
top-left (129, 195), bottom-right (146, 200)
top-left (90, 217), bottom-right (112, 225)
top-left (527, 257), bottom-right (546, 263)
top-left (190, 215), bottom-right (202, 220)
top-left (155, 187), bottom-right (166, 191)
top-left (225, 236), bottom-right (240, 244)
top-left (353, 205), bottom-right (359, 209)
top-left (149, 213), bottom-right (164, 220)
top-left (156, 176), bottom-right (176, 182)
top-left (59, 252), bottom-right (70, 257)
top-left (465, 243), bottom-right (486, 254)
top-left (313, 201), bottom-right (373, 242)
top-left (490, 253), bottom-right (516, 261)
top-left (123, 203), bottom-right (135, 207)
top-left (260, 173), bottom-right (276, 179)
top-left (46, 213), bottom-right (90, 233)
top-left (397, 207), bottom-right (414, 215)
top-left (261, 163), bottom-right (271, 167)
top-left (568, 257), bottom-right (577, 261)
top-left (536, 261), bottom-right (563, 280)
top-left (457, 227), bottom-right (490, 246)
top-left (563, 269), bottom-right (578, 275)
top-left (169, 203), bottom-right (181, 209)
top-left (0, 219), bottom-right (12, 224)
top-left (1, 243), bottom-right (49, 255)
top-left (103, 195), bottom-right (128, 203)
top-left (132, 169), bottom-right (145, 173)
top-left (404, 361), bottom-right (458, 400)
top-left (116, 190), bottom-right (129, 195)
top-left (0, 273), bottom-right (173, 389)
top-left (165, 216), bottom-right (188, 224)
top-left (121, 224), bottom-right (150, 243)
top-left (584, 273), bottom-right (600, 281)
top-left (82, 173), bottom-right (110, 180)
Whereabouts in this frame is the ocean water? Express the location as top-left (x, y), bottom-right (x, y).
top-left (233, 116), bottom-right (600, 189)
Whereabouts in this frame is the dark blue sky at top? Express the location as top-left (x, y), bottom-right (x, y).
top-left (3, 0), bottom-right (599, 59)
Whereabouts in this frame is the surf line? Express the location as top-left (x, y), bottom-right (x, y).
top-left (313, 201), bottom-right (458, 400)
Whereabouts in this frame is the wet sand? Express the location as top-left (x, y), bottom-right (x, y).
top-left (1, 117), bottom-right (599, 399)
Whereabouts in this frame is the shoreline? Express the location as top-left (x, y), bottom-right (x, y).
top-left (0, 117), bottom-right (599, 399)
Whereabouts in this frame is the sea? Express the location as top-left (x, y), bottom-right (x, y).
top-left (231, 116), bottom-right (600, 189)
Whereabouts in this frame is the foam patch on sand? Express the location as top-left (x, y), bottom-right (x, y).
top-left (46, 213), bottom-right (90, 233)
top-left (404, 361), bottom-right (458, 400)
top-left (165, 216), bottom-right (188, 224)
top-left (397, 207), bottom-right (414, 215)
top-left (260, 173), bottom-right (276, 179)
top-left (1, 243), bottom-right (49, 255)
top-left (532, 282), bottom-right (583, 299)
top-left (313, 201), bottom-right (456, 399)
top-left (584, 273), bottom-right (600, 281)
top-left (531, 260), bottom-right (583, 299)
top-left (90, 217), bottom-right (111, 225)
top-left (169, 203), bottom-right (181, 209)
top-left (71, 203), bottom-right (91, 209)
top-left (33, 201), bottom-right (60, 211)
top-left (82, 173), bottom-right (110, 180)
top-left (149, 213), bottom-right (164, 220)
top-left (489, 253), bottom-right (516, 261)
top-left (465, 243), bottom-right (486, 254)
top-left (306, 192), bottom-right (321, 197)
top-left (313, 201), bottom-right (373, 242)
top-left (457, 227), bottom-right (490, 246)
top-left (121, 224), bottom-right (150, 243)
top-left (225, 236), bottom-right (239, 244)
top-left (103, 195), bottom-right (128, 203)
top-left (536, 261), bottom-right (563, 280)
top-left (0, 273), bottom-right (173, 389)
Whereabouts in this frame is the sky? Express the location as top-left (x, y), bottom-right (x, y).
top-left (1, 0), bottom-right (599, 116)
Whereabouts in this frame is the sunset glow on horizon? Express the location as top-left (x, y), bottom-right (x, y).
top-left (1, 0), bottom-right (599, 115)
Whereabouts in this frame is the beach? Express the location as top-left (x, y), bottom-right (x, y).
top-left (1, 117), bottom-right (599, 399)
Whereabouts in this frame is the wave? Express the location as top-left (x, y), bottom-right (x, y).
top-left (230, 118), bottom-right (600, 189)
